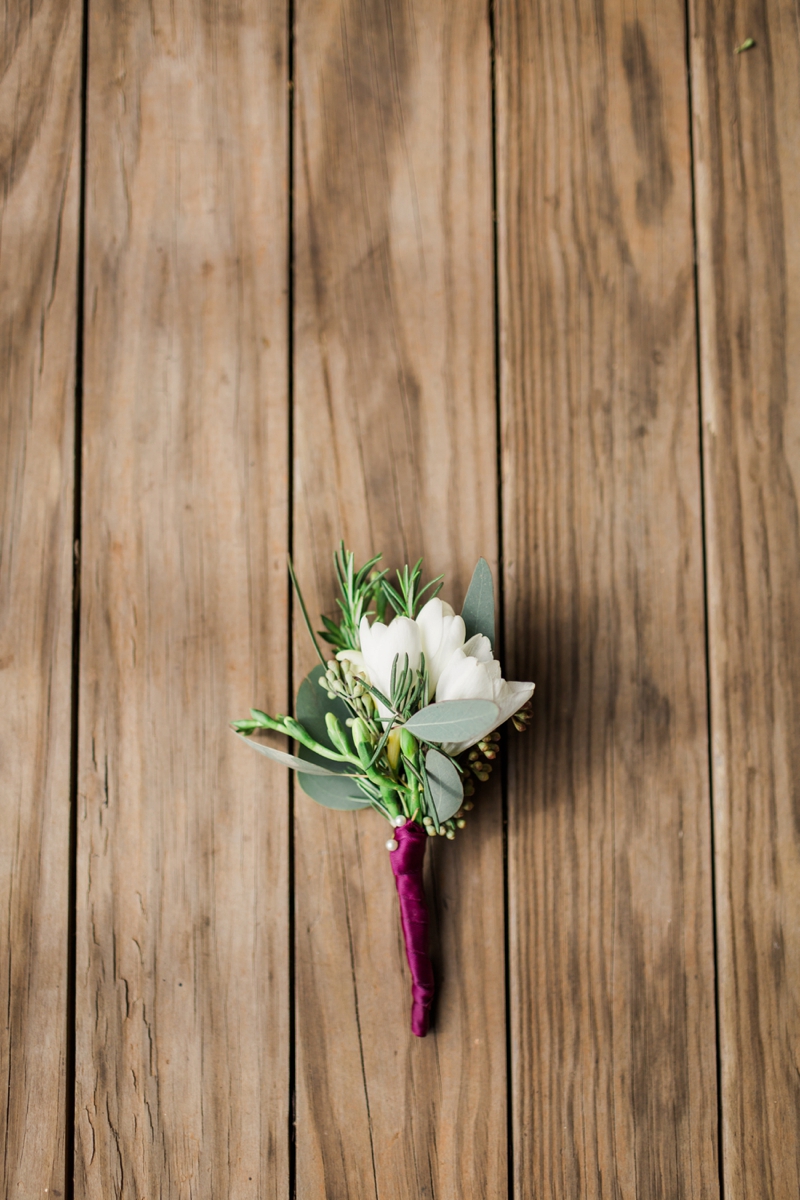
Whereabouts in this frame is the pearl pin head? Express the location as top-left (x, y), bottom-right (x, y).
top-left (386, 838), bottom-right (399, 852)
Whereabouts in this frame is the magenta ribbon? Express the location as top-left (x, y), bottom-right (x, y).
top-left (390, 820), bottom-right (434, 1037)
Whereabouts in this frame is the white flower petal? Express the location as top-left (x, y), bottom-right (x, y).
top-left (358, 614), bottom-right (421, 700)
top-left (491, 679), bottom-right (535, 727)
top-left (416, 597), bottom-right (467, 691)
top-left (435, 650), bottom-right (495, 704)
top-left (462, 633), bottom-right (494, 663)
top-left (336, 649), bottom-right (366, 672)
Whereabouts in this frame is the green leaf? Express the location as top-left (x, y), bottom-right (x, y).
top-left (288, 557), bottom-right (326, 666)
top-left (293, 666), bottom-right (372, 808)
top-left (425, 749), bottom-right (463, 822)
top-left (404, 699), bottom-right (499, 743)
top-left (295, 666), bottom-right (355, 774)
top-left (235, 732), bottom-right (345, 776)
top-left (461, 557), bottom-right (495, 647)
top-left (296, 772), bottom-right (370, 810)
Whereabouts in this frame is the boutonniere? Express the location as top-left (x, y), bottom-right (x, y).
top-left (233, 546), bottom-right (533, 1036)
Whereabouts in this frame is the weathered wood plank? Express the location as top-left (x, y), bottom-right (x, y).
top-left (293, 0), bottom-right (504, 1194)
top-left (0, 1), bottom-right (82, 1194)
top-left (690, 2), bottom-right (800, 1193)
top-left (75, 4), bottom-right (290, 1196)
top-left (496, 1), bottom-right (720, 1195)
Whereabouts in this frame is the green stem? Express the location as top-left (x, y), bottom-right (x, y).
top-left (288, 556), bottom-right (327, 667)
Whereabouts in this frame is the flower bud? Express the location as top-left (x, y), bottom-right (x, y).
top-left (386, 728), bottom-right (402, 772)
top-left (350, 717), bottom-right (374, 767)
top-left (400, 728), bottom-right (418, 764)
top-left (324, 712), bottom-right (352, 758)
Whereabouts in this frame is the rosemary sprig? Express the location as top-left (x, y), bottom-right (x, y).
top-left (319, 542), bottom-right (387, 652)
top-left (382, 558), bottom-right (444, 619)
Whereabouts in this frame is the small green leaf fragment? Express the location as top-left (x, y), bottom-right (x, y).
top-left (734, 37), bottom-right (755, 52)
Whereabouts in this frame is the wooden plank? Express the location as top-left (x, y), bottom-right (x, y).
top-left (689, 2), bottom-right (800, 1193)
top-left (75, 4), bottom-right (290, 1196)
top-left (292, 0), bottom-right (505, 1194)
top-left (496, 1), bottom-right (720, 1195)
top-left (0, 1), bottom-right (82, 1194)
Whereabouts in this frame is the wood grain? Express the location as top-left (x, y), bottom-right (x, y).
top-left (75, 4), bottom-right (290, 1196)
top-left (0, 1), bottom-right (82, 1194)
top-left (292, 0), bottom-right (505, 1194)
top-left (690, 1), bottom-right (800, 1194)
top-left (496, 1), bottom-right (720, 1195)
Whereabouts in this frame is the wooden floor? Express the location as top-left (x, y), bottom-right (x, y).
top-left (2, 0), bottom-right (799, 1196)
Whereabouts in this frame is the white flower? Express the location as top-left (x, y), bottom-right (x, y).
top-left (435, 634), bottom-right (534, 753)
top-left (338, 613), bottom-right (422, 718)
top-left (337, 606), bottom-right (533, 748)
top-left (414, 598), bottom-right (467, 692)
top-left (339, 597), bottom-right (465, 707)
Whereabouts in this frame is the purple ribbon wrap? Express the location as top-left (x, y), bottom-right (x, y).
top-left (390, 820), bottom-right (435, 1037)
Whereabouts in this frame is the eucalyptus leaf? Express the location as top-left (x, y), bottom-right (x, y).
top-left (297, 772), bottom-right (370, 810)
top-left (425, 749), bottom-right (464, 823)
top-left (404, 699), bottom-right (499, 743)
top-left (295, 666), bottom-right (354, 775)
top-left (235, 732), bottom-right (344, 776)
top-left (461, 557), bottom-right (495, 646)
